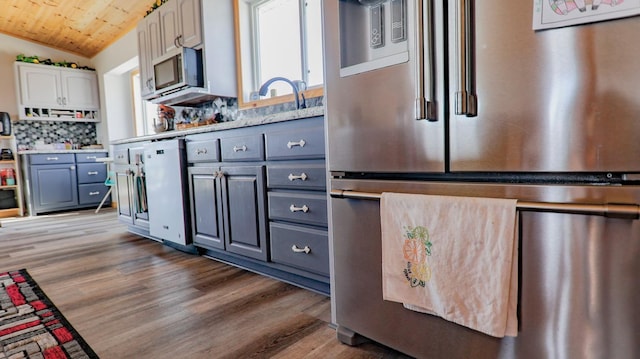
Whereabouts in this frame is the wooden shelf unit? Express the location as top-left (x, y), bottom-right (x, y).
top-left (0, 135), bottom-right (24, 218)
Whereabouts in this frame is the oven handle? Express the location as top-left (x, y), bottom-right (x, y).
top-left (330, 189), bottom-right (640, 219)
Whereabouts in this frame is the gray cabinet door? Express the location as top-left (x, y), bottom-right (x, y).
top-left (221, 165), bottom-right (268, 261)
top-left (30, 163), bottom-right (78, 213)
top-left (115, 170), bottom-right (133, 223)
top-left (188, 166), bottom-right (225, 250)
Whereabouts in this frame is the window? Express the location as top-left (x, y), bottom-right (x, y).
top-left (131, 71), bottom-right (158, 136)
top-left (247, 0), bottom-right (323, 97)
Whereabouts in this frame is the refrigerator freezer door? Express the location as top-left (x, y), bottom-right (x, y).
top-left (324, 0), bottom-right (446, 173)
top-left (449, 1), bottom-right (640, 172)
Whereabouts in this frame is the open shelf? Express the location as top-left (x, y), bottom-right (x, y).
top-left (0, 135), bottom-right (24, 217)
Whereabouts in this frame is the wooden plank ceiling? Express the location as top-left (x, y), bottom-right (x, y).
top-left (0, 0), bottom-right (154, 58)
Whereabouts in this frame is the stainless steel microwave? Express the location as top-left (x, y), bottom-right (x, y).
top-left (153, 47), bottom-right (204, 95)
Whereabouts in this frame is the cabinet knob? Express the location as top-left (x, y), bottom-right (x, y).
top-left (289, 204), bottom-right (309, 213)
top-left (291, 245), bottom-right (311, 254)
top-left (288, 173), bottom-right (308, 181)
top-left (213, 171), bottom-right (225, 179)
top-left (287, 139), bottom-right (306, 149)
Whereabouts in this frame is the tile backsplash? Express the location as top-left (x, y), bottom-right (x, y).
top-left (13, 121), bottom-right (97, 150)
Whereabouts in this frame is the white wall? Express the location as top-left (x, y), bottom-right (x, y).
top-left (91, 29), bottom-right (139, 145)
top-left (0, 28), bottom-right (142, 148)
top-left (0, 33), bottom-right (91, 119)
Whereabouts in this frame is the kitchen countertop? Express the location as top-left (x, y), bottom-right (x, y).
top-left (111, 106), bottom-right (324, 145)
top-left (18, 148), bottom-right (108, 155)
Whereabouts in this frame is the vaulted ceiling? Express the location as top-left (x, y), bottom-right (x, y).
top-left (0, 0), bottom-right (153, 58)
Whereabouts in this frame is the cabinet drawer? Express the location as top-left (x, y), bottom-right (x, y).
top-left (78, 183), bottom-right (110, 205)
top-left (265, 126), bottom-right (325, 160)
top-left (113, 148), bottom-right (129, 165)
top-left (270, 222), bottom-right (329, 276)
top-left (221, 134), bottom-right (264, 161)
top-left (186, 138), bottom-right (220, 163)
top-left (267, 164), bottom-right (326, 190)
top-left (75, 152), bottom-right (107, 163)
top-left (29, 153), bottom-right (75, 165)
top-left (77, 163), bottom-right (107, 184)
top-left (268, 192), bottom-right (327, 226)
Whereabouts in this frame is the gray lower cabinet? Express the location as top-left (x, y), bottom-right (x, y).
top-left (76, 153), bottom-right (110, 205)
top-left (30, 162), bottom-right (78, 213)
top-left (113, 144), bottom-right (149, 231)
top-left (186, 133), bottom-right (269, 260)
top-left (188, 166), bottom-right (224, 249)
top-left (26, 152), bottom-right (108, 215)
top-left (185, 116), bottom-right (329, 294)
top-left (221, 165), bottom-right (268, 261)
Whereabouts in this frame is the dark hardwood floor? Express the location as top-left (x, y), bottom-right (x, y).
top-left (0, 209), bottom-right (412, 358)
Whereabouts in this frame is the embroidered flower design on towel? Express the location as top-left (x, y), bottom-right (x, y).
top-left (402, 226), bottom-right (433, 288)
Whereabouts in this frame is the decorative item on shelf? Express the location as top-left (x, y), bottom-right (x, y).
top-left (15, 54), bottom-right (94, 71)
top-left (1, 149), bottom-right (13, 160)
top-left (145, 0), bottom-right (169, 16)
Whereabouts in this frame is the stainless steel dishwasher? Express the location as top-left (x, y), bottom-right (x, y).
top-left (144, 139), bottom-right (190, 246)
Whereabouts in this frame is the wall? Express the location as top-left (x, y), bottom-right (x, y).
top-left (91, 29), bottom-right (139, 145)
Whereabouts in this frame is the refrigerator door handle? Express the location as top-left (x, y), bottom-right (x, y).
top-left (415, 0), bottom-right (438, 121)
top-left (455, 0), bottom-right (477, 117)
top-left (330, 189), bottom-right (640, 219)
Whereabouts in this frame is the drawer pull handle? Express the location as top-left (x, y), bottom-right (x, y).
top-left (233, 145), bottom-right (247, 152)
top-left (291, 245), bottom-right (311, 254)
top-left (89, 191), bottom-right (100, 196)
top-left (287, 139), bottom-right (306, 149)
top-left (86, 156), bottom-right (97, 160)
top-left (290, 204), bottom-right (309, 213)
top-left (196, 148), bottom-right (208, 155)
top-left (87, 171), bottom-right (99, 175)
top-left (288, 173), bottom-right (308, 181)
top-left (46, 157), bottom-right (59, 161)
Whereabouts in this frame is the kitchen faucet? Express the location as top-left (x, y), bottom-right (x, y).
top-left (258, 77), bottom-right (306, 109)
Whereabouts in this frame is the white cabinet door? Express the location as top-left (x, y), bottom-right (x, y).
top-left (177, 0), bottom-right (202, 48)
top-left (137, 19), bottom-right (154, 98)
top-left (147, 11), bottom-right (163, 63)
top-left (160, 0), bottom-right (180, 54)
top-left (61, 71), bottom-right (99, 109)
top-left (137, 11), bottom-right (162, 98)
top-left (18, 65), bottom-right (63, 108)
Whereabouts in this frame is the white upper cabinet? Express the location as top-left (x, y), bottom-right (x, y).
top-left (15, 62), bottom-right (100, 121)
top-left (177, 0), bottom-right (202, 49)
top-left (61, 71), bottom-right (99, 109)
top-left (18, 64), bottom-right (63, 108)
top-left (161, 0), bottom-right (202, 54)
top-left (138, 10), bottom-right (162, 98)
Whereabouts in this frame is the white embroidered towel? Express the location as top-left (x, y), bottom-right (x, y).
top-left (381, 193), bottom-right (518, 338)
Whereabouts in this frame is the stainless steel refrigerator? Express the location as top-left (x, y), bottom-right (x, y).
top-left (323, 1), bottom-right (640, 358)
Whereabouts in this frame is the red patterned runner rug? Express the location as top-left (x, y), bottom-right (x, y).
top-left (0, 269), bottom-right (99, 358)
